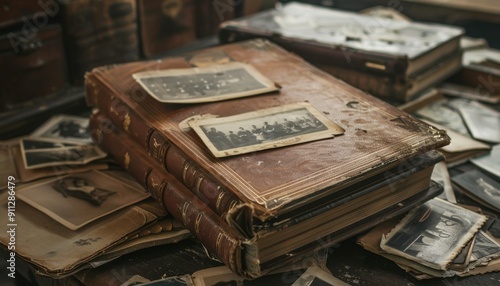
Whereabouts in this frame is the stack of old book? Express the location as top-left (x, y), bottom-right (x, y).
top-left (218, 2), bottom-right (464, 104)
top-left (85, 38), bottom-right (451, 278)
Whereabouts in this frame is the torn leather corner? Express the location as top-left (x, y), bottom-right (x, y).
top-left (226, 203), bottom-right (255, 239)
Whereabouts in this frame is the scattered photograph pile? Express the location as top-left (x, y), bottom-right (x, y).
top-left (0, 114), bottom-right (189, 278)
top-left (21, 115), bottom-right (105, 169)
top-left (359, 195), bottom-right (500, 279)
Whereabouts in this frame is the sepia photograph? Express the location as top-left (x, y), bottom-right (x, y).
top-left (20, 138), bottom-right (107, 170)
top-left (188, 102), bottom-right (345, 157)
top-left (133, 62), bottom-right (279, 104)
top-left (380, 198), bottom-right (487, 270)
top-left (452, 169), bottom-right (500, 212)
top-left (30, 114), bottom-right (91, 143)
top-left (16, 170), bottom-right (150, 230)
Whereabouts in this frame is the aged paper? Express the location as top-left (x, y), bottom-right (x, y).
top-left (16, 170), bottom-right (149, 230)
top-left (380, 198), bottom-right (487, 270)
top-left (133, 62), bottom-right (279, 104)
top-left (188, 102), bottom-right (345, 158)
top-left (30, 114), bottom-right (91, 143)
top-left (20, 137), bottom-right (106, 170)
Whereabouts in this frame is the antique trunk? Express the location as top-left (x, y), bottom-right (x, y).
top-left (0, 24), bottom-right (67, 111)
top-left (138, 0), bottom-right (197, 58)
top-left (62, 0), bottom-right (139, 84)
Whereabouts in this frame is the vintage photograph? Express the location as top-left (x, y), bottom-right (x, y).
top-left (452, 169), bottom-right (500, 212)
top-left (459, 107), bottom-right (500, 143)
top-left (21, 138), bottom-right (79, 150)
top-left (470, 144), bottom-right (500, 179)
top-left (133, 62), bottom-right (279, 104)
top-left (380, 198), bottom-right (487, 270)
top-left (16, 170), bottom-right (150, 230)
top-left (30, 114), bottom-right (91, 143)
top-left (415, 99), bottom-right (469, 135)
top-left (20, 138), bottom-right (107, 170)
top-left (188, 102), bottom-right (345, 157)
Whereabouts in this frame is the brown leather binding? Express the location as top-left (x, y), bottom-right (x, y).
top-left (89, 112), bottom-right (244, 275)
top-left (89, 109), bottom-right (445, 278)
top-left (85, 41), bottom-right (450, 275)
top-left (86, 71), bottom-right (243, 218)
top-left (85, 39), bottom-right (450, 221)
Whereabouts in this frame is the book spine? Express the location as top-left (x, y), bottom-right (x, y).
top-left (89, 111), bottom-right (244, 275)
top-left (85, 72), bottom-right (241, 219)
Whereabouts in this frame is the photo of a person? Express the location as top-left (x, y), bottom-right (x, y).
top-left (16, 170), bottom-right (150, 230)
top-left (30, 115), bottom-right (92, 143)
top-left (51, 120), bottom-right (89, 139)
top-left (53, 177), bottom-right (116, 206)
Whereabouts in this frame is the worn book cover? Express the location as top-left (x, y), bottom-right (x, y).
top-left (86, 38), bottom-right (449, 217)
top-left (85, 38), bottom-right (450, 277)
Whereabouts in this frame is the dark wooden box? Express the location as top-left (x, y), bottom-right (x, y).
top-left (0, 23), bottom-right (67, 111)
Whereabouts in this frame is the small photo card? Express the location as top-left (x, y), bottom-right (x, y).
top-left (380, 198), bottom-right (487, 270)
top-left (188, 102), bottom-right (345, 158)
top-left (470, 144), bottom-right (500, 179)
top-left (30, 114), bottom-right (91, 143)
top-left (20, 138), bottom-right (107, 170)
top-left (133, 62), bottom-right (279, 104)
top-left (16, 170), bottom-right (149, 230)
